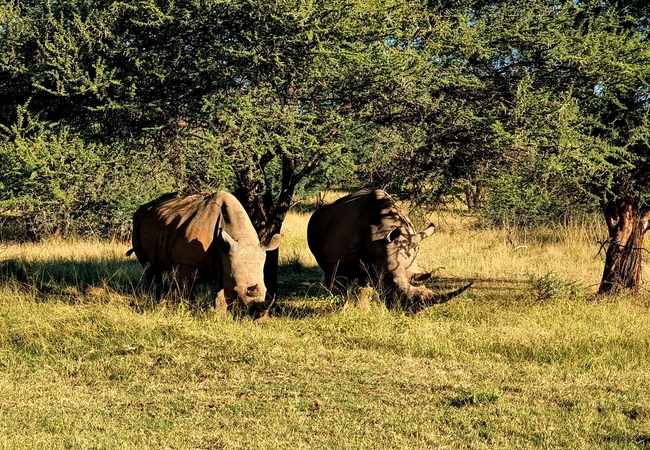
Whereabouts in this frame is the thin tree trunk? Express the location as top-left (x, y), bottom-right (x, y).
top-left (598, 198), bottom-right (650, 294)
top-left (464, 185), bottom-right (475, 210)
top-left (463, 180), bottom-right (485, 211)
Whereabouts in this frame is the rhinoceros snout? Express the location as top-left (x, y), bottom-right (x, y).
top-left (232, 284), bottom-right (265, 303)
top-left (247, 294), bottom-right (275, 323)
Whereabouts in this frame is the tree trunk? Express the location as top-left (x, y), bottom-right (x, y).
top-left (463, 180), bottom-right (485, 211)
top-left (598, 198), bottom-right (650, 294)
top-left (464, 185), bottom-right (475, 210)
top-left (234, 153), bottom-right (319, 303)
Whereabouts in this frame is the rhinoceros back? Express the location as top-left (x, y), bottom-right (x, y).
top-left (307, 189), bottom-right (417, 276)
top-left (131, 191), bottom-right (257, 279)
top-left (308, 189), bottom-right (368, 268)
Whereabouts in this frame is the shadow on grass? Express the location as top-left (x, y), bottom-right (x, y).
top-left (0, 256), bottom-right (172, 312)
top-left (0, 257), bottom-right (144, 297)
top-left (0, 255), bottom-right (534, 317)
top-left (0, 256), bottom-right (337, 318)
top-left (274, 260), bottom-right (341, 318)
top-left (278, 261), bottom-right (327, 297)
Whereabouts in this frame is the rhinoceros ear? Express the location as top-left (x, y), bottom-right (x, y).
top-left (371, 225), bottom-right (401, 242)
top-left (261, 234), bottom-right (282, 252)
top-left (219, 229), bottom-right (237, 250)
top-left (386, 227), bottom-right (401, 243)
top-left (412, 223), bottom-right (435, 245)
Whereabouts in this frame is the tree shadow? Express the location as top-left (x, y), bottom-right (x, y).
top-left (0, 257), bottom-right (143, 296)
top-left (0, 255), bottom-right (535, 317)
top-left (0, 255), bottom-right (336, 317)
top-left (277, 261), bottom-right (327, 297)
top-left (274, 260), bottom-right (340, 318)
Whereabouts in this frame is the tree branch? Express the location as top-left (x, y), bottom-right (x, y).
top-left (291, 150), bottom-right (324, 188)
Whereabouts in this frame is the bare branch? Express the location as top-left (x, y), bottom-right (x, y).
top-left (595, 239), bottom-right (610, 257)
top-left (259, 151), bottom-right (274, 168)
top-left (290, 150), bottom-right (324, 189)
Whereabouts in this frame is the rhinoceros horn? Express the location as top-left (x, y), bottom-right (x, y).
top-left (407, 280), bottom-right (475, 313)
top-left (423, 280), bottom-right (474, 305)
top-left (412, 223), bottom-right (435, 245)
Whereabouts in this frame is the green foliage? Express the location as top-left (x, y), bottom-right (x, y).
top-left (0, 112), bottom-right (178, 239)
top-left (1, 0), bottom-right (426, 239)
top-left (360, 0), bottom-right (650, 222)
top-left (528, 271), bottom-right (583, 302)
top-left (1, 0), bottom-right (650, 240)
top-left (483, 173), bottom-right (552, 227)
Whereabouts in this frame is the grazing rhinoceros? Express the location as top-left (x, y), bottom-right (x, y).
top-left (307, 188), bottom-right (472, 311)
top-left (128, 192), bottom-right (281, 321)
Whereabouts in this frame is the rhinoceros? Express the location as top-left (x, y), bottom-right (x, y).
top-left (128, 191), bottom-right (281, 321)
top-left (307, 188), bottom-right (472, 311)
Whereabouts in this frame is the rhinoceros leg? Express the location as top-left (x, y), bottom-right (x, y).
top-left (173, 264), bottom-right (199, 303)
top-left (325, 262), bottom-right (363, 294)
top-left (144, 265), bottom-right (163, 300)
top-left (215, 289), bottom-right (228, 319)
top-left (326, 269), bottom-right (350, 297)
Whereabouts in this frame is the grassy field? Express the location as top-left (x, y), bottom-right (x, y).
top-left (1, 207), bottom-right (649, 449)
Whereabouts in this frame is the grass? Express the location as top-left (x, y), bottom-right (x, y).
top-left (1, 209), bottom-right (650, 448)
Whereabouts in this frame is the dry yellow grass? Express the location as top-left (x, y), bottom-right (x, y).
top-left (1, 208), bottom-right (650, 448)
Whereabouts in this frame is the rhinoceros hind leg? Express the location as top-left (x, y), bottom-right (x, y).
top-left (326, 262), bottom-right (357, 292)
top-left (144, 265), bottom-right (164, 300)
top-left (172, 264), bottom-right (199, 303)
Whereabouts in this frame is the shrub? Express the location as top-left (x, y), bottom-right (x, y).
top-left (0, 128), bottom-right (175, 241)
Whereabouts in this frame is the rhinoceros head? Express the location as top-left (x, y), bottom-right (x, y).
top-left (370, 221), bottom-right (473, 310)
top-left (218, 229), bottom-right (281, 320)
top-left (370, 221), bottom-right (436, 289)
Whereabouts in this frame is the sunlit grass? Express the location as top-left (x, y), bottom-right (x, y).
top-left (1, 208), bottom-right (650, 448)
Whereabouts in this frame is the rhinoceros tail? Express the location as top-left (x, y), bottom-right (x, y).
top-left (125, 248), bottom-right (135, 257)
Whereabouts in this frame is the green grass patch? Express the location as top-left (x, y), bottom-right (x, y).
top-left (1, 217), bottom-right (650, 448)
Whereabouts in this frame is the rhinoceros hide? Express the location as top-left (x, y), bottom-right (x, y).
top-left (307, 189), bottom-right (471, 311)
top-left (129, 191), bottom-right (281, 321)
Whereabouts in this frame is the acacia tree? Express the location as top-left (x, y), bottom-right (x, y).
top-left (202, 0), bottom-right (434, 292)
top-left (361, 0), bottom-right (650, 294)
top-left (1, 0), bottom-right (424, 292)
top-left (490, 0), bottom-right (650, 294)
top-left (543, 0), bottom-right (650, 294)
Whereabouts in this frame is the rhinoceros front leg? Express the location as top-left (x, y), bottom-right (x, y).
top-left (215, 289), bottom-right (228, 319)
